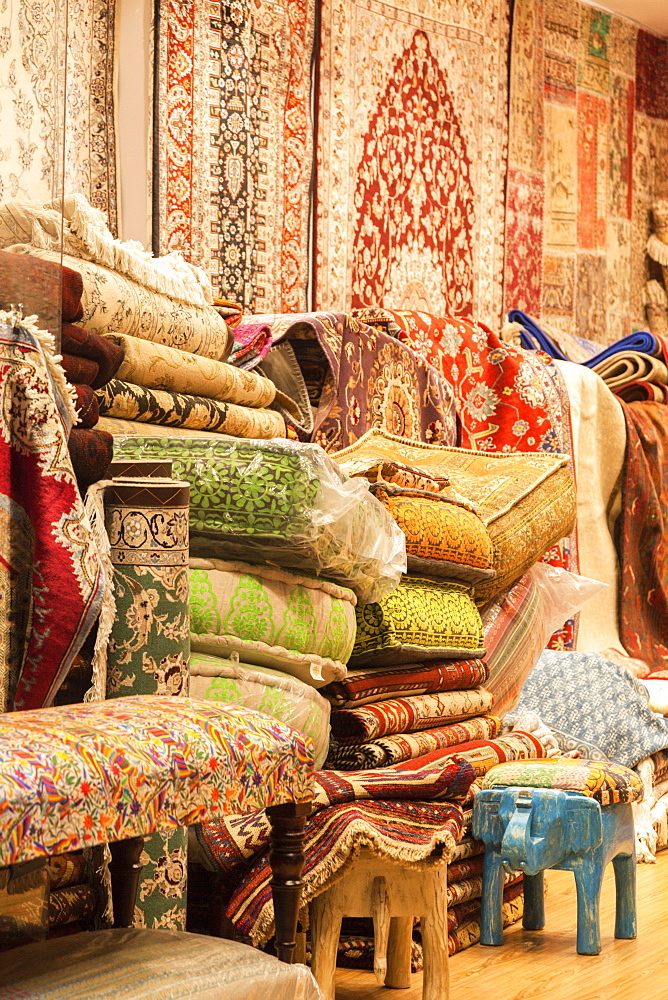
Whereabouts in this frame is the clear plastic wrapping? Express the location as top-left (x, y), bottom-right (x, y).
top-left (111, 435), bottom-right (406, 603)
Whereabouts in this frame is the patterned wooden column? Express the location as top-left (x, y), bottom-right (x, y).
top-left (105, 477), bottom-right (190, 930)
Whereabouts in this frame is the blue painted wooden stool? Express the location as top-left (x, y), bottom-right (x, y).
top-left (472, 758), bottom-right (643, 955)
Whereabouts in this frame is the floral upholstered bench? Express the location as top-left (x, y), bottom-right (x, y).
top-left (0, 696), bottom-right (321, 999)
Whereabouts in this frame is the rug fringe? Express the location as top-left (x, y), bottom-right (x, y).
top-left (83, 481), bottom-right (116, 703)
top-left (647, 234), bottom-right (668, 267)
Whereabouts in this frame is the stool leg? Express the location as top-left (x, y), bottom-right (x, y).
top-left (371, 875), bottom-right (391, 984)
top-left (480, 850), bottom-right (505, 946)
top-left (573, 855), bottom-right (604, 955)
top-left (385, 916), bottom-right (413, 989)
top-left (612, 852), bottom-right (637, 940)
top-left (310, 893), bottom-right (342, 1000)
top-left (420, 871), bottom-right (449, 1000)
top-left (522, 871), bottom-right (545, 930)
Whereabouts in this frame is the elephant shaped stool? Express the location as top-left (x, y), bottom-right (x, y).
top-left (472, 758), bottom-right (643, 955)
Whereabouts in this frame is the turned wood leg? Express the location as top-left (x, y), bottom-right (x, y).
top-left (310, 891), bottom-right (343, 1000)
top-left (612, 851), bottom-right (637, 940)
top-left (420, 869), bottom-right (449, 1000)
top-left (266, 801), bottom-right (311, 964)
top-left (109, 836), bottom-right (145, 928)
top-left (523, 871), bottom-right (546, 930)
top-left (385, 915), bottom-right (413, 988)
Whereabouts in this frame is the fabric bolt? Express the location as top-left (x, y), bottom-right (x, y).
top-left (321, 659), bottom-right (489, 709)
top-left (334, 430), bottom-right (576, 610)
top-left (504, 1), bottom-right (668, 344)
top-left (369, 484), bottom-right (494, 584)
top-left (326, 716), bottom-right (502, 770)
top-left (618, 402), bottom-right (668, 671)
top-left (189, 559), bottom-right (357, 689)
top-left (47, 853), bottom-right (88, 892)
top-left (60, 354), bottom-right (100, 387)
top-left (95, 379), bottom-right (285, 440)
top-left (0, 313), bottom-right (103, 713)
top-left (109, 435), bottom-right (406, 605)
top-left (0, 2), bottom-right (116, 221)
top-left (314, 0), bottom-right (508, 327)
top-left (511, 650), bottom-right (668, 768)
top-left (351, 576), bottom-right (485, 668)
top-left (106, 333), bottom-right (275, 406)
top-left (48, 884), bottom-right (97, 928)
top-left (61, 324), bottom-right (125, 388)
top-left (189, 654), bottom-right (331, 768)
top-left (155, 1), bottom-right (315, 312)
top-left (229, 324), bottom-right (274, 369)
top-left (330, 689), bottom-right (494, 743)
top-left (67, 428), bottom-right (114, 488)
top-left (481, 757), bottom-right (643, 807)
top-left (7, 246), bottom-right (233, 361)
top-left (260, 311), bottom-right (458, 449)
top-left (72, 384), bottom-right (100, 429)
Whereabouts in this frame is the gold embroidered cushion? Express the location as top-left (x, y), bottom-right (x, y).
top-left (189, 558), bottom-right (357, 688)
top-left (351, 575), bottom-right (485, 668)
top-left (333, 430), bottom-right (576, 605)
top-left (370, 484), bottom-right (494, 584)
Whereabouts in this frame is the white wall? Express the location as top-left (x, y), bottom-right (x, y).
top-left (115, 0), bottom-right (152, 246)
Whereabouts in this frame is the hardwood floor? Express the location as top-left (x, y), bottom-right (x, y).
top-left (335, 851), bottom-right (668, 1000)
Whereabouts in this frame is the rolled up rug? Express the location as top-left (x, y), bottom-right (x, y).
top-left (60, 354), bottom-right (100, 386)
top-left (72, 385), bottom-right (100, 429)
top-left (61, 323), bottom-right (125, 388)
top-left (67, 428), bottom-right (113, 488)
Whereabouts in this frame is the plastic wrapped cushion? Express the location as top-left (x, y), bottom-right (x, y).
top-left (111, 435), bottom-right (406, 604)
top-left (189, 654), bottom-right (331, 766)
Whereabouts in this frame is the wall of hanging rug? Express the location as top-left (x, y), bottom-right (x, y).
top-left (152, 0), bottom-right (316, 314)
top-left (504, 0), bottom-right (668, 346)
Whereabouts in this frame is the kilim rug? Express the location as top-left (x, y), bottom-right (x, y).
top-left (504, 0), bottom-right (668, 346)
top-left (0, 1), bottom-right (117, 226)
top-left (154, 0), bottom-right (316, 312)
top-left (1, 312), bottom-right (104, 712)
top-left (313, 0), bottom-right (509, 327)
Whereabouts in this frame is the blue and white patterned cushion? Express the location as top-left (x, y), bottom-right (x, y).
top-left (508, 650), bottom-right (668, 768)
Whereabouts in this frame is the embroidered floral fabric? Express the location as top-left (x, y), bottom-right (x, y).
top-left (96, 379), bottom-right (285, 439)
top-left (189, 559), bottom-right (357, 688)
top-left (481, 758), bottom-right (643, 807)
top-left (351, 576), bottom-right (485, 668)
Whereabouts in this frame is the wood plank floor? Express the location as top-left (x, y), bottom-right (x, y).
top-left (335, 851), bottom-right (668, 1000)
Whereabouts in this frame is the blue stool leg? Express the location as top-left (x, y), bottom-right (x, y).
top-left (480, 848), bottom-right (505, 946)
top-left (573, 854), bottom-right (604, 955)
top-left (522, 871), bottom-right (545, 930)
top-left (612, 852), bottom-right (637, 940)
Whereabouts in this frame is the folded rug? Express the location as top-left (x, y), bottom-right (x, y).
top-left (98, 418), bottom-right (244, 440)
top-left (321, 658), bottom-right (489, 709)
top-left (72, 385), bottom-right (99, 429)
top-left (593, 351), bottom-right (668, 393)
top-left (228, 322), bottom-right (273, 369)
top-left (95, 379), bottom-right (285, 439)
top-left (447, 870), bottom-right (521, 909)
top-left (481, 570), bottom-right (542, 718)
top-left (106, 333), bottom-right (276, 407)
top-left (616, 381), bottom-right (668, 403)
top-left (60, 354), bottom-right (100, 387)
top-left (61, 324), bottom-right (125, 388)
top-left (48, 884), bottom-right (97, 928)
top-left (351, 576), bottom-right (485, 667)
top-left (330, 689), bottom-right (494, 743)
top-left (618, 402), bottom-right (668, 672)
top-left (67, 428), bottom-right (114, 488)
top-left (393, 731), bottom-right (547, 778)
top-left (47, 853), bottom-right (88, 892)
top-left (326, 716), bottom-right (502, 770)
top-left (508, 309), bottom-right (664, 368)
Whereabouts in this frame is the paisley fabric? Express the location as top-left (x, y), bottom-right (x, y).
top-left (351, 576), bottom-right (484, 667)
top-left (335, 430), bottom-right (576, 606)
top-left (0, 314), bottom-right (104, 712)
top-left (189, 654), bottom-right (331, 767)
top-left (369, 484), bottom-right (494, 583)
top-left (330, 689), bottom-right (494, 743)
top-left (481, 758), bottom-right (644, 807)
top-left (96, 379), bottom-right (285, 440)
top-left (261, 311), bottom-right (458, 449)
top-left (7, 246), bottom-right (233, 362)
top-left (107, 333), bottom-right (276, 406)
top-left (321, 659), bottom-right (489, 708)
top-left (0, 696), bottom-right (314, 869)
top-left (62, 324), bottom-right (125, 389)
top-left (189, 559), bottom-right (357, 688)
top-left (110, 435), bottom-right (406, 604)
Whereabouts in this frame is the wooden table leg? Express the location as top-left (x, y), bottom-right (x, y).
top-left (109, 836), bottom-right (146, 928)
top-left (266, 801), bottom-right (311, 963)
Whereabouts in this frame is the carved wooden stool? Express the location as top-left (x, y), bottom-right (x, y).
top-left (309, 850), bottom-right (448, 1000)
top-left (473, 758), bottom-right (643, 955)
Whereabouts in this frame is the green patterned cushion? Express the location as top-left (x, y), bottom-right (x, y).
top-left (110, 435), bottom-right (405, 603)
top-left (350, 575), bottom-right (485, 668)
top-left (481, 758), bottom-right (643, 806)
top-left (189, 654), bottom-right (331, 766)
top-left (0, 928), bottom-right (322, 998)
top-left (189, 559), bottom-right (357, 688)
